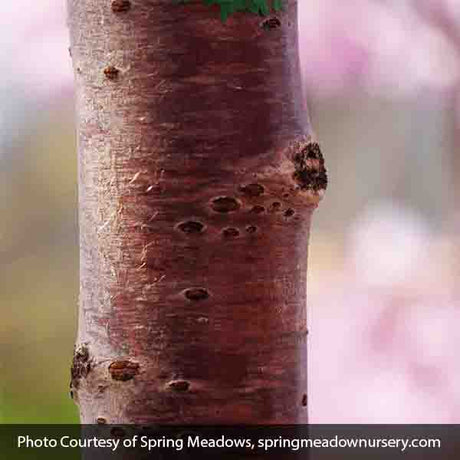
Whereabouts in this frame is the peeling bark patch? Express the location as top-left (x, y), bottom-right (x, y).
top-left (211, 196), bottom-right (240, 213)
top-left (250, 205), bottom-right (265, 214)
top-left (284, 208), bottom-right (295, 217)
top-left (184, 288), bottom-right (209, 301)
top-left (302, 394), bottom-right (308, 407)
top-left (104, 66), bottom-right (119, 80)
top-left (70, 344), bottom-right (91, 390)
top-left (168, 380), bottom-right (190, 392)
top-left (177, 221), bottom-right (204, 234)
top-left (261, 17), bottom-right (281, 31)
top-left (222, 227), bottom-right (239, 239)
top-left (292, 142), bottom-right (328, 192)
top-left (246, 225), bottom-right (258, 234)
top-left (109, 360), bottom-right (140, 381)
top-left (111, 0), bottom-right (131, 12)
top-left (240, 183), bottom-right (265, 197)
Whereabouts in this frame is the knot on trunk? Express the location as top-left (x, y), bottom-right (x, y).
top-left (109, 360), bottom-right (140, 381)
top-left (70, 344), bottom-right (92, 401)
top-left (292, 141), bottom-right (327, 194)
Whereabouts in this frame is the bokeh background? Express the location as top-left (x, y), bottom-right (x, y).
top-left (1, 0), bottom-right (459, 423)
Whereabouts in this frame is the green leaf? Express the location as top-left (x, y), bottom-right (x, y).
top-left (174, 0), bottom-right (284, 21)
top-left (273, 0), bottom-right (283, 11)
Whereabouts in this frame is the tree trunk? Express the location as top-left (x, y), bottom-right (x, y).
top-left (68, 0), bottom-right (326, 425)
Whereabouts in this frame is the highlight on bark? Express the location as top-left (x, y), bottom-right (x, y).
top-left (68, 0), bottom-right (326, 425)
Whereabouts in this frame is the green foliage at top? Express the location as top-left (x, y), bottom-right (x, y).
top-left (176, 0), bottom-right (283, 22)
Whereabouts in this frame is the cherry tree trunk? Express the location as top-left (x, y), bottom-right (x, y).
top-left (68, 0), bottom-right (326, 424)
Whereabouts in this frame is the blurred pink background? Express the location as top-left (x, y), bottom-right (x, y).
top-left (0, 0), bottom-right (459, 423)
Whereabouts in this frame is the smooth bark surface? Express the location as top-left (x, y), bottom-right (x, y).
top-left (68, 0), bottom-right (326, 424)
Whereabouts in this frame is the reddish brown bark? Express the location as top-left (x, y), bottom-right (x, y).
top-left (68, 0), bottom-right (326, 424)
